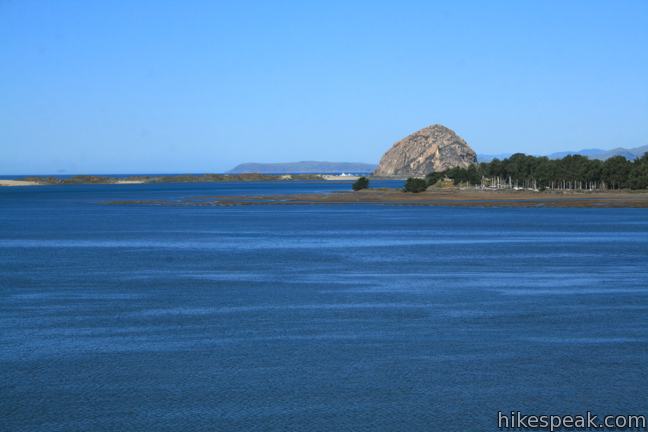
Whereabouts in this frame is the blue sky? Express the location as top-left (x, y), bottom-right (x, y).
top-left (1, 0), bottom-right (647, 174)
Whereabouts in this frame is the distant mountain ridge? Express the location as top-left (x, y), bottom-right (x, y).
top-left (227, 161), bottom-right (376, 174)
top-left (478, 144), bottom-right (648, 163)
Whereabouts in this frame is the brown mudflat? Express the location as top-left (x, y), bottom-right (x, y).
top-left (108, 188), bottom-right (648, 208)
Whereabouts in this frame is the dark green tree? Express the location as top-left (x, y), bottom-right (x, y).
top-left (352, 176), bottom-right (369, 191)
top-left (425, 171), bottom-right (444, 186)
top-left (628, 154), bottom-right (648, 189)
top-left (403, 178), bottom-right (428, 193)
top-left (603, 156), bottom-right (632, 189)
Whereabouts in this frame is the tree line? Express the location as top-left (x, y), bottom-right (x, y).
top-left (417, 153), bottom-right (648, 191)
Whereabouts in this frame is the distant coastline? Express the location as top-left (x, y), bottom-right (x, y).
top-left (0, 173), bottom-right (363, 187)
top-left (4, 144), bottom-right (647, 187)
top-left (227, 161), bottom-right (376, 174)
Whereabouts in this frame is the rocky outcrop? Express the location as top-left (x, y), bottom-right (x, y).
top-left (373, 124), bottom-right (477, 177)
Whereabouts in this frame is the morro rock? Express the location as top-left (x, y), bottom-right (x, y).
top-left (373, 124), bottom-right (477, 176)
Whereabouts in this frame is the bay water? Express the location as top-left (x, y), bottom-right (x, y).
top-left (2, 182), bottom-right (647, 431)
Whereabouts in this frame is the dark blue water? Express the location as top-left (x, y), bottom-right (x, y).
top-left (2, 182), bottom-right (647, 432)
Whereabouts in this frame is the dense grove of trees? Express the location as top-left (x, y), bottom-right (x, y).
top-left (418, 153), bottom-right (648, 191)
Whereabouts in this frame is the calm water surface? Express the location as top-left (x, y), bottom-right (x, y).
top-left (1, 182), bottom-right (647, 431)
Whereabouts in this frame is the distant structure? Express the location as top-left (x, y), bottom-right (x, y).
top-left (373, 124), bottom-right (477, 177)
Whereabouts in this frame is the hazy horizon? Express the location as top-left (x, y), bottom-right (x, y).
top-left (2, 1), bottom-right (647, 175)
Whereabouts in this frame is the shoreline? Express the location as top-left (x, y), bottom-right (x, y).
top-left (106, 188), bottom-right (648, 208)
top-left (0, 180), bottom-right (41, 187)
top-left (0, 173), bottom-right (355, 186)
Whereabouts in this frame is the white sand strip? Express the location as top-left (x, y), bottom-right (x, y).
top-left (0, 180), bottom-right (41, 187)
top-left (321, 175), bottom-right (360, 181)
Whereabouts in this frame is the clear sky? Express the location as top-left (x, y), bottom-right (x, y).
top-left (1, 0), bottom-right (647, 174)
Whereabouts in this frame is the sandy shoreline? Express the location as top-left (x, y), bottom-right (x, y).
top-left (321, 175), bottom-right (360, 181)
top-left (0, 180), bottom-right (41, 187)
top-left (211, 189), bottom-right (648, 208)
top-left (106, 188), bottom-right (648, 208)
